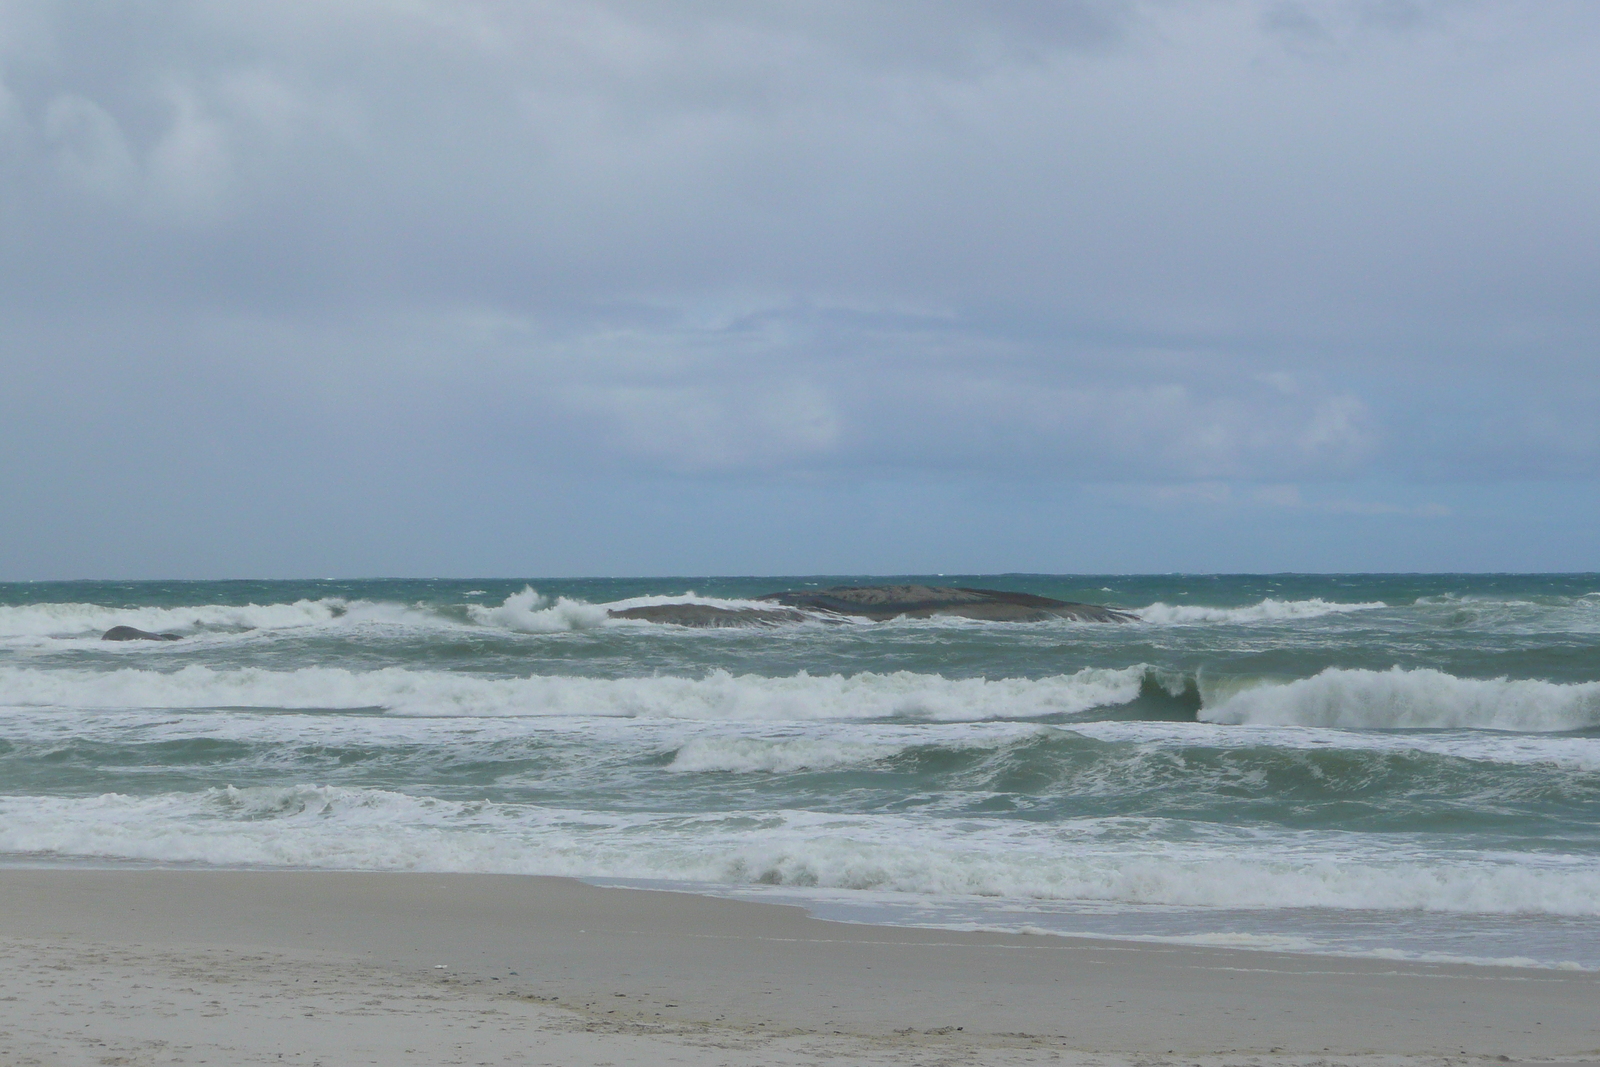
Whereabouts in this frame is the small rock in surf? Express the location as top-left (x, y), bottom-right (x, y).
top-left (101, 625), bottom-right (184, 641)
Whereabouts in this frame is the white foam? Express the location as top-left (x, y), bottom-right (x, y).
top-left (1064, 717), bottom-right (1600, 771)
top-left (1133, 598), bottom-right (1386, 625)
top-left (465, 587), bottom-right (826, 632)
top-left (0, 664), bottom-right (1150, 721)
top-left (465, 587), bottom-right (610, 632)
top-left (1201, 666), bottom-right (1600, 732)
top-left (668, 736), bottom-right (902, 773)
top-left (0, 598), bottom-right (370, 639)
top-left (5, 787), bottom-right (1600, 918)
top-left (0, 587), bottom-right (852, 643)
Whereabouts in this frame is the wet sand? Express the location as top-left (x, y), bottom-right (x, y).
top-left (2, 869), bottom-right (1597, 1066)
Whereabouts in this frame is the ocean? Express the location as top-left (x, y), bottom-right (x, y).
top-left (2, 574), bottom-right (1598, 970)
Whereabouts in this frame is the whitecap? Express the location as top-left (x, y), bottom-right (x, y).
top-left (1201, 666), bottom-right (1600, 732)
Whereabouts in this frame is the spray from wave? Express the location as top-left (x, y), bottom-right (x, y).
top-left (465, 587), bottom-right (610, 632)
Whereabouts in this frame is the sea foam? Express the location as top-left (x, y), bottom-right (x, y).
top-left (5, 785), bottom-right (1600, 918)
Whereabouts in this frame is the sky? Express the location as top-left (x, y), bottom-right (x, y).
top-left (2, 0), bottom-right (1597, 578)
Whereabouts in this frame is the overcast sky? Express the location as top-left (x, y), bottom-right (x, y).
top-left (2, 0), bottom-right (1597, 578)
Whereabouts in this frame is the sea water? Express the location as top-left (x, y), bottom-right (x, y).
top-left (2, 575), bottom-right (1597, 969)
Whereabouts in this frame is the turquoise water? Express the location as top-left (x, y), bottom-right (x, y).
top-left (2, 575), bottom-right (1598, 967)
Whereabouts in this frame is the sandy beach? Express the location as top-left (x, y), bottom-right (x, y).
top-left (0, 870), bottom-right (1596, 1066)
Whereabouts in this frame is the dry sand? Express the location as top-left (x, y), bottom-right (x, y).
top-left (1, 869), bottom-right (1596, 1067)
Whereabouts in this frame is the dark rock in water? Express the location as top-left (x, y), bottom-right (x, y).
top-left (607, 604), bottom-right (817, 628)
top-left (756, 585), bottom-right (1139, 623)
top-left (604, 585), bottom-right (1138, 627)
top-left (101, 625), bottom-right (184, 641)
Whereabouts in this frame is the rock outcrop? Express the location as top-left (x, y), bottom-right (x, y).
top-left (606, 604), bottom-right (813, 627)
top-left (605, 585), bottom-right (1138, 627)
top-left (102, 626), bottom-right (184, 641)
top-left (757, 585), bottom-right (1138, 623)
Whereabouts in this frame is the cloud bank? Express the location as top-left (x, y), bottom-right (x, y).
top-left (2, 1), bottom-right (1597, 575)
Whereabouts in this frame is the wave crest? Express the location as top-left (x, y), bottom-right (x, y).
top-left (1202, 667), bottom-right (1600, 732)
top-left (0, 664), bottom-right (1153, 721)
top-left (0, 598), bottom-right (367, 639)
top-left (1133, 598), bottom-right (1385, 625)
top-left (465, 587), bottom-right (610, 632)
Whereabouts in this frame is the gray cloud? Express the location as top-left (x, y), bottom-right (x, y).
top-left (2, 0), bottom-right (1597, 575)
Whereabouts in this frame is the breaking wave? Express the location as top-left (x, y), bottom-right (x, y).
top-left (1203, 667), bottom-right (1600, 732)
top-left (4, 785), bottom-right (1599, 917)
top-left (465, 587), bottom-right (611, 632)
top-left (0, 590), bottom-right (1409, 642)
top-left (1132, 598), bottom-right (1386, 624)
top-left (0, 664), bottom-right (1156, 721)
top-left (9, 659), bottom-right (1599, 732)
top-left (0, 597), bottom-right (379, 640)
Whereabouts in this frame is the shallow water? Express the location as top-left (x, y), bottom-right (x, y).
top-left (2, 574), bottom-right (1598, 968)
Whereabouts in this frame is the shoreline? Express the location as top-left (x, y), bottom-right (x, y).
top-left (587, 875), bottom-right (1600, 974)
top-left (3, 869), bottom-right (1598, 1065)
top-left (9, 857), bottom-right (1593, 974)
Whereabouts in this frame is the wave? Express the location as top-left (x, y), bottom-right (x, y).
top-left (1131, 598), bottom-right (1386, 624)
top-left (0, 664), bottom-right (1155, 721)
top-left (1203, 666), bottom-right (1600, 732)
top-left (465, 587), bottom-right (611, 632)
top-left (668, 736), bottom-right (904, 773)
top-left (662, 727), bottom-right (1069, 775)
top-left (0, 597), bottom-right (380, 640)
top-left (5, 785), bottom-right (1600, 917)
top-left (466, 587), bottom-right (820, 633)
top-left (0, 587), bottom-right (849, 641)
top-left (0, 589), bottom-right (1408, 642)
top-left (9, 659), bottom-right (1599, 732)
top-left (0, 590), bottom-right (622, 641)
